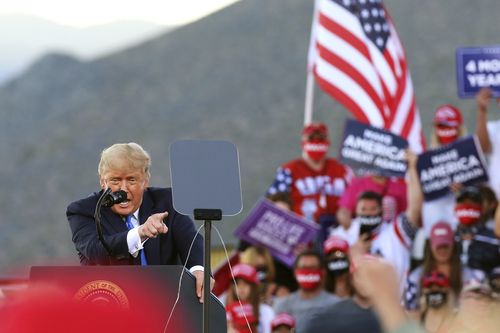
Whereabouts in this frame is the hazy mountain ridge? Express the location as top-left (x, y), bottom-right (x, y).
top-left (0, 14), bottom-right (172, 83)
top-left (0, 0), bottom-right (499, 272)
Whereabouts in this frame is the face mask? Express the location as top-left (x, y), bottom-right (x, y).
top-left (302, 139), bottom-right (329, 162)
top-left (327, 259), bottom-right (349, 274)
top-left (226, 301), bottom-right (257, 331)
top-left (425, 291), bottom-right (448, 309)
top-left (436, 126), bottom-right (458, 145)
top-left (295, 268), bottom-right (323, 290)
top-left (358, 215), bottom-right (383, 239)
top-left (455, 203), bottom-right (482, 226)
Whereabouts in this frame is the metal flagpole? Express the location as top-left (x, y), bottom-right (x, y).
top-left (304, 69), bottom-right (315, 125)
top-left (304, 0), bottom-right (319, 125)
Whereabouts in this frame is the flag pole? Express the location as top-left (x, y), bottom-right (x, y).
top-left (304, 0), bottom-right (320, 126)
top-left (304, 69), bottom-right (315, 125)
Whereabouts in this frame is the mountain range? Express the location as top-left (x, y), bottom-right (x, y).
top-left (0, 0), bottom-right (499, 273)
top-left (0, 14), bottom-right (171, 82)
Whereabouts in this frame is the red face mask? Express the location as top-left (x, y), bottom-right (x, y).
top-left (436, 125), bottom-right (458, 145)
top-left (295, 268), bottom-right (323, 290)
top-left (226, 301), bottom-right (256, 333)
top-left (455, 203), bottom-right (482, 225)
top-left (302, 139), bottom-right (329, 162)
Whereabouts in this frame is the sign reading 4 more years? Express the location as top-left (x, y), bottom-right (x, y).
top-left (456, 45), bottom-right (500, 98)
top-left (416, 136), bottom-right (489, 201)
top-left (339, 119), bottom-right (408, 178)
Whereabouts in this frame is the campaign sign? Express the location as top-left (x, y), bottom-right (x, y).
top-left (456, 45), bottom-right (500, 98)
top-left (234, 198), bottom-right (319, 267)
top-left (339, 119), bottom-right (408, 177)
top-left (417, 136), bottom-right (489, 201)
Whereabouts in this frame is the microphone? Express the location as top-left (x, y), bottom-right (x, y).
top-left (102, 190), bottom-right (127, 207)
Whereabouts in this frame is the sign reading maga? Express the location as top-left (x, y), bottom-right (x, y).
top-left (417, 136), bottom-right (489, 201)
top-left (339, 119), bottom-right (408, 177)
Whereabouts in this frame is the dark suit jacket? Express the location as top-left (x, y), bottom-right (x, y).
top-left (67, 187), bottom-right (204, 267)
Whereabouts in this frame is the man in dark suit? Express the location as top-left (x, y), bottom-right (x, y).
top-left (67, 142), bottom-right (209, 301)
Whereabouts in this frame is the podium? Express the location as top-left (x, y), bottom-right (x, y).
top-left (29, 266), bottom-right (227, 333)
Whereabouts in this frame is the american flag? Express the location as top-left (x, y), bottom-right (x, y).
top-left (308, 0), bottom-right (426, 153)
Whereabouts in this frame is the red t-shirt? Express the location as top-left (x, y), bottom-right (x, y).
top-left (267, 158), bottom-right (352, 222)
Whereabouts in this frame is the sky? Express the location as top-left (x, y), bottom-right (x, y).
top-left (0, 0), bottom-right (240, 27)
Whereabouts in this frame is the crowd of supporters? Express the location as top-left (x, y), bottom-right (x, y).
top-left (222, 88), bottom-right (500, 333)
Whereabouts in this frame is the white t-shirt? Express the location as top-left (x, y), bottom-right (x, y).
top-left (330, 214), bottom-right (415, 295)
top-left (259, 304), bottom-right (275, 333)
top-left (329, 219), bottom-right (362, 246)
top-left (487, 120), bottom-right (500, 199)
top-left (422, 193), bottom-right (457, 237)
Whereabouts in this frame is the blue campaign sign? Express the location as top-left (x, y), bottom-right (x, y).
top-left (456, 45), bottom-right (500, 98)
top-left (416, 136), bottom-right (489, 201)
top-left (339, 119), bottom-right (408, 178)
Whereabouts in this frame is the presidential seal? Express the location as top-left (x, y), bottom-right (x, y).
top-left (74, 280), bottom-right (130, 309)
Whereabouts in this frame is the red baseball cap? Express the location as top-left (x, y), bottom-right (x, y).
top-left (302, 122), bottom-right (328, 137)
top-left (323, 236), bottom-right (349, 255)
top-left (271, 313), bottom-right (296, 330)
top-left (434, 104), bottom-right (463, 127)
top-left (429, 222), bottom-right (454, 249)
top-left (232, 264), bottom-right (258, 284)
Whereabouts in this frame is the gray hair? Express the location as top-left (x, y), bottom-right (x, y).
top-left (98, 142), bottom-right (151, 178)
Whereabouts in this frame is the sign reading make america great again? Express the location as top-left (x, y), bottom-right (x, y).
top-left (234, 198), bottom-right (319, 267)
top-left (417, 136), bottom-right (489, 201)
top-left (339, 119), bottom-right (408, 178)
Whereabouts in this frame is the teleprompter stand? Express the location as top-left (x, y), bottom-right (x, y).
top-left (194, 208), bottom-right (223, 333)
top-left (170, 140), bottom-right (243, 333)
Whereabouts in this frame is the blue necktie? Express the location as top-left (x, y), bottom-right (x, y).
top-left (125, 215), bottom-right (148, 266)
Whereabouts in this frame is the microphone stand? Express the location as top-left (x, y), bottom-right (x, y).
top-left (94, 188), bottom-right (114, 257)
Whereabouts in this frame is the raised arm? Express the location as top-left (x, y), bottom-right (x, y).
top-left (475, 87), bottom-right (493, 154)
top-left (405, 150), bottom-right (423, 227)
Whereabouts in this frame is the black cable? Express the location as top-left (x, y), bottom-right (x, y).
top-left (94, 188), bottom-right (114, 260)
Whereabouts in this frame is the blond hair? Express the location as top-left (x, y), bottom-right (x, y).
top-left (98, 142), bottom-right (151, 178)
top-left (240, 246), bottom-right (276, 282)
